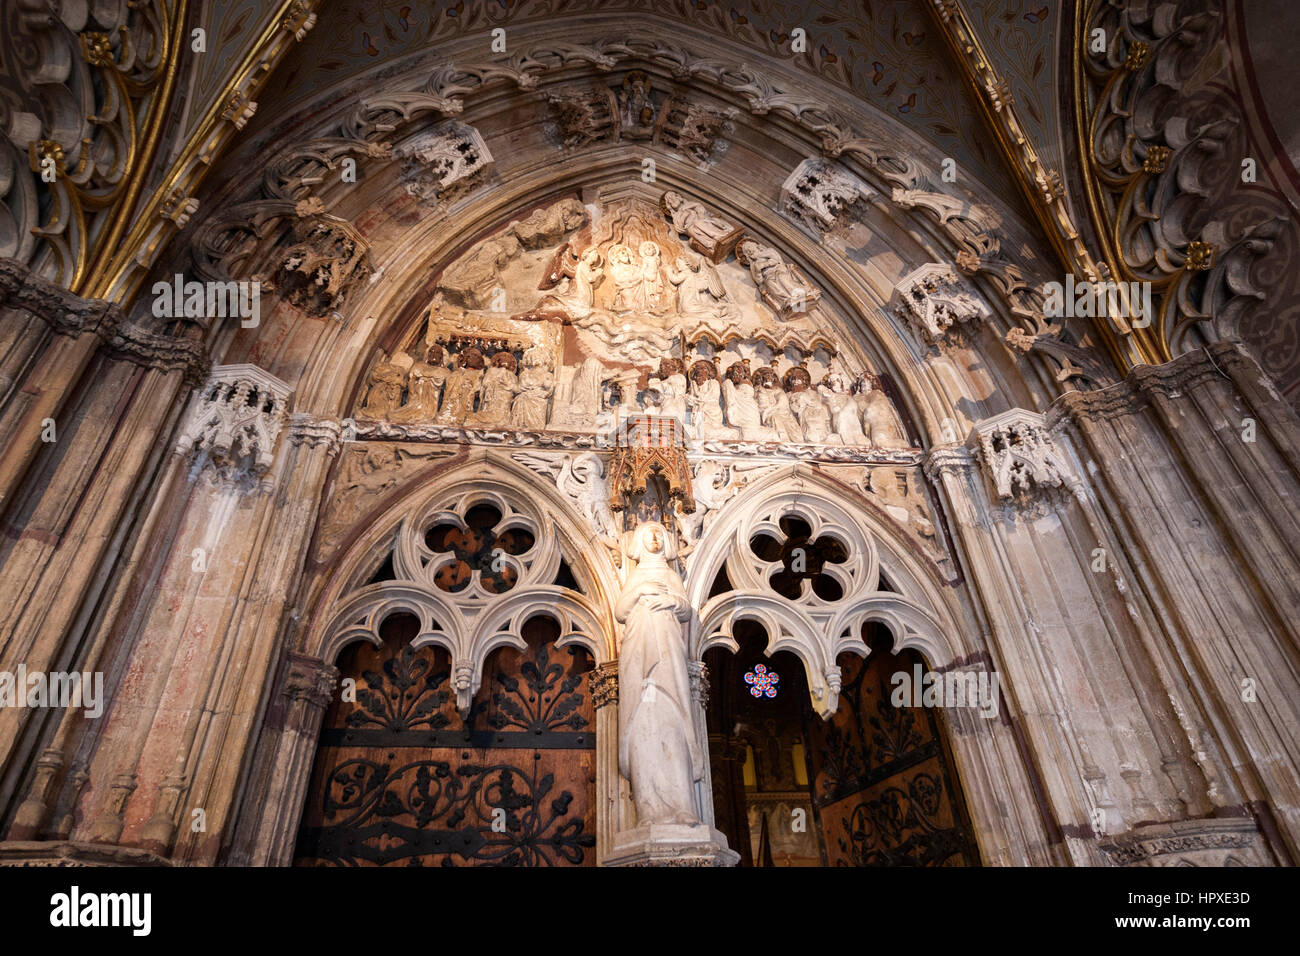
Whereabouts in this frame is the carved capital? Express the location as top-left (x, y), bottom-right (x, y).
top-left (101, 321), bottom-right (210, 385)
top-left (591, 662), bottom-right (619, 709)
top-left (282, 652), bottom-right (337, 710)
top-left (0, 257), bottom-right (123, 337)
top-left (923, 443), bottom-right (974, 483)
top-left (286, 413), bottom-right (344, 457)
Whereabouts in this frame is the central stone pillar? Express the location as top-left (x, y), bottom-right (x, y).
top-left (603, 415), bottom-right (737, 866)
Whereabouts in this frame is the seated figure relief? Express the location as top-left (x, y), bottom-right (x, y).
top-left (437, 347), bottom-right (486, 425)
top-left (469, 351), bottom-right (520, 427)
top-left (722, 359), bottom-right (777, 442)
top-left (784, 363), bottom-right (833, 444)
top-left (854, 373), bottom-right (910, 448)
top-left (688, 358), bottom-right (739, 441)
top-left (753, 363), bottom-right (803, 442)
top-left (820, 370), bottom-right (867, 446)
top-left (511, 344), bottom-right (555, 429)
top-left (389, 344), bottom-right (449, 423)
top-left (357, 351), bottom-right (412, 420)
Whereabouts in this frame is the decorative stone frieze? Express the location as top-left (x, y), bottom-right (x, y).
top-left (1099, 817), bottom-right (1273, 867)
top-left (175, 364), bottom-right (293, 477)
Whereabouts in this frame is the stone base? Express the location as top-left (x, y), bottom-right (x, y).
top-left (604, 823), bottom-right (741, 867)
top-left (0, 841), bottom-right (171, 867)
top-left (1098, 818), bottom-right (1273, 867)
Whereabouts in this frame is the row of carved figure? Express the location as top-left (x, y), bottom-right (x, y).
top-left (357, 345), bottom-right (910, 448)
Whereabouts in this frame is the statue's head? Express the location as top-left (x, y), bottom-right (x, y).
top-left (852, 372), bottom-right (881, 395)
top-left (658, 357), bottom-right (685, 379)
top-left (490, 351), bottom-right (518, 372)
top-left (725, 359), bottom-right (751, 385)
top-left (753, 364), bottom-right (780, 390)
top-left (660, 190), bottom-right (682, 213)
top-left (689, 358), bottom-right (718, 385)
top-left (627, 520), bottom-right (675, 563)
top-left (426, 343), bottom-right (446, 365)
top-left (610, 244), bottom-right (634, 265)
top-left (783, 363), bottom-right (812, 393)
top-left (639, 241), bottom-right (660, 259)
top-left (458, 347), bottom-right (486, 370)
top-left (581, 248), bottom-right (602, 267)
top-left (821, 371), bottom-right (847, 393)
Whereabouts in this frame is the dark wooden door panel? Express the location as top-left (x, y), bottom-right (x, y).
top-left (295, 614), bottom-right (597, 866)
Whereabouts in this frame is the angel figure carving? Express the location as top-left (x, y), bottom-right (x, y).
top-left (616, 522), bottom-right (703, 827)
top-left (558, 452), bottom-right (619, 542)
top-left (667, 253), bottom-right (741, 323)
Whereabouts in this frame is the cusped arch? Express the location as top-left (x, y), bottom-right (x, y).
top-left (302, 453), bottom-right (620, 713)
top-left (687, 463), bottom-right (963, 718)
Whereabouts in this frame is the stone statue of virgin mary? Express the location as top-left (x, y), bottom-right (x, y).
top-left (615, 521), bottom-right (703, 827)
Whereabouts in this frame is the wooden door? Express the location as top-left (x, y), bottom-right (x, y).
top-left (294, 613), bottom-right (597, 866)
top-left (804, 625), bottom-right (981, 866)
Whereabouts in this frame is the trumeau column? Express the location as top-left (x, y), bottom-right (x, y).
top-left (1047, 343), bottom-right (1300, 866)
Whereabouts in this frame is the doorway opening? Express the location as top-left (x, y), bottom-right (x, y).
top-left (705, 621), bottom-right (981, 866)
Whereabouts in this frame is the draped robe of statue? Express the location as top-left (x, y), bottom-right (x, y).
top-left (389, 359), bottom-right (447, 423)
top-left (723, 378), bottom-right (776, 441)
top-left (469, 363), bottom-right (519, 426)
top-left (756, 383), bottom-right (803, 442)
top-left (358, 357), bottom-right (408, 419)
top-left (821, 381), bottom-right (865, 445)
top-left (436, 363), bottom-right (482, 425)
top-left (511, 362), bottom-right (553, 429)
top-left (615, 523), bottom-right (703, 827)
top-left (689, 376), bottom-right (738, 441)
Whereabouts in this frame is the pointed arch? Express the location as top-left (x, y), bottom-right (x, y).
top-left (686, 463), bottom-right (964, 717)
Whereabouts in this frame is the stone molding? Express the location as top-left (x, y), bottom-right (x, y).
top-left (1046, 342), bottom-right (1250, 431)
top-left (1099, 817), bottom-right (1270, 867)
top-left (0, 257), bottom-right (210, 382)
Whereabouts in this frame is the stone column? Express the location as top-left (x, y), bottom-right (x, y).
top-left (226, 652), bottom-right (338, 866)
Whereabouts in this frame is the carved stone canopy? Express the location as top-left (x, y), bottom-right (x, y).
top-left (175, 364), bottom-right (293, 477)
top-left (894, 263), bottom-right (990, 345)
top-left (967, 408), bottom-right (1075, 502)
